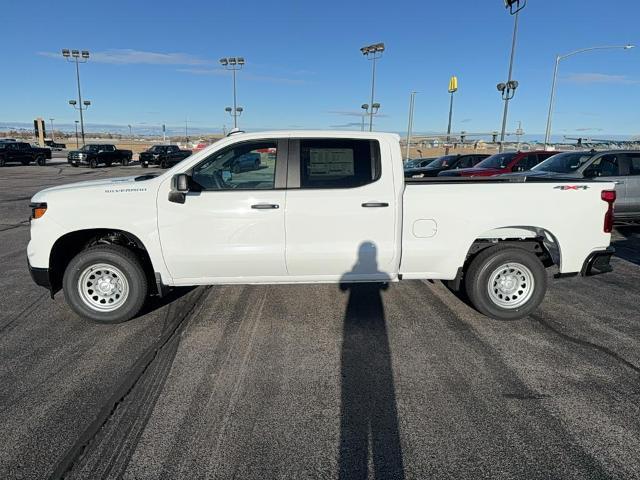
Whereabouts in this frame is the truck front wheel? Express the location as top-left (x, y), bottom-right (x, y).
top-left (63, 245), bottom-right (148, 323)
top-left (464, 246), bottom-right (547, 320)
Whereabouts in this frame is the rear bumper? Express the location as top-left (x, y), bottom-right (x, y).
top-left (581, 247), bottom-right (615, 276)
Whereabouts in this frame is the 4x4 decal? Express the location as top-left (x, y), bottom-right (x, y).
top-left (554, 185), bottom-right (589, 190)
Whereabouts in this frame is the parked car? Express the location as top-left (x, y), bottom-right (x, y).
top-left (67, 144), bottom-right (133, 168)
top-left (404, 157), bottom-right (436, 169)
top-left (501, 150), bottom-right (640, 221)
top-left (28, 131), bottom-right (616, 324)
top-left (139, 145), bottom-right (192, 169)
top-left (45, 140), bottom-right (66, 150)
top-left (0, 141), bottom-right (51, 166)
top-left (406, 153), bottom-right (490, 178)
top-left (230, 151), bottom-right (262, 172)
top-left (438, 150), bottom-right (558, 177)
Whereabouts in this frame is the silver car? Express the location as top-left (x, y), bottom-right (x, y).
top-left (502, 150), bottom-right (640, 221)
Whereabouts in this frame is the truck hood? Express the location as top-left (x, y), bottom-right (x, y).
top-left (31, 175), bottom-right (156, 203)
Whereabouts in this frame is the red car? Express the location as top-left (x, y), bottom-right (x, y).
top-left (438, 150), bottom-right (558, 177)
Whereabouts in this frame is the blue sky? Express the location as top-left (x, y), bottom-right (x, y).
top-left (2, 0), bottom-right (639, 137)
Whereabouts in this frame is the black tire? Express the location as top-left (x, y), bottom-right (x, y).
top-left (89, 159), bottom-right (97, 169)
top-left (464, 246), bottom-right (547, 320)
top-left (105, 161), bottom-right (112, 167)
top-left (36, 155), bottom-right (46, 166)
top-left (72, 163), bottom-right (79, 167)
top-left (0, 158), bottom-right (5, 167)
top-left (141, 162), bottom-right (148, 168)
top-left (63, 245), bottom-right (148, 324)
top-left (122, 158), bottom-right (130, 166)
top-left (160, 160), bottom-right (167, 169)
top-left (21, 160), bottom-right (30, 166)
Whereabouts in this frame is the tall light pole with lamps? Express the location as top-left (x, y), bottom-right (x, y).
top-left (361, 103), bottom-right (381, 132)
top-left (544, 44), bottom-right (635, 148)
top-left (360, 43), bottom-right (385, 131)
top-left (497, 0), bottom-right (525, 152)
top-left (49, 118), bottom-right (55, 140)
top-left (62, 49), bottom-right (90, 146)
top-left (219, 57), bottom-right (245, 129)
top-left (74, 121), bottom-right (79, 148)
top-left (445, 76), bottom-right (458, 155)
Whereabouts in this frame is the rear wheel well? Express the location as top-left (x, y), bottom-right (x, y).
top-left (446, 237), bottom-right (554, 291)
top-left (49, 229), bottom-right (156, 295)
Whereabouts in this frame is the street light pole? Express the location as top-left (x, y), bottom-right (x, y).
top-left (445, 76), bottom-right (458, 155)
top-left (361, 43), bottom-right (385, 131)
top-left (544, 44), bottom-right (635, 148)
top-left (498, 4), bottom-right (523, 153)
top-left (405, 91), bottom-right (417, 161)
top-left (74, 121), bottom-right (79, 148)
top-left (128, 124), bottom-right (133, 152)
top-left (62, 49), bottom-right (90, 146)
top-left (219, 57), bottom-right (245, 129)
top-left (49, 118), bottom-right (55, 140)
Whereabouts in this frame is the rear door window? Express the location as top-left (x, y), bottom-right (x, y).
top-left (298, 139), bottom-right (380, 189)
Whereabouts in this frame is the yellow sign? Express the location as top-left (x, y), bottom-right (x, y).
top-left (448, 76), bottom-right (458, 93)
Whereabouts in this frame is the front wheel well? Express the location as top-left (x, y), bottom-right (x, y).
top-left (49, 229), bottom-right (156, 295)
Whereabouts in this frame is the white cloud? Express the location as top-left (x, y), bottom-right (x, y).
top-left (38, 49), bottom-right (210, 66)
top-left (564, 73), bottom-right (639, 85)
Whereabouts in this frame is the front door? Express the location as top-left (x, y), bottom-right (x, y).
top-left (157, 139), bottom-right (288, 282)
top-left (284, 138), bottom-right (397, 281)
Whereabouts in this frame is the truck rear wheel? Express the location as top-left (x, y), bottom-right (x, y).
top-left (36, 155), bottom-right (46, 166)
top-left (63, 245), bottom-right (148, 324)
top-left (89, 159), bottom-right (98, 169)
top-left (464, 246), bottom-right (547, 320)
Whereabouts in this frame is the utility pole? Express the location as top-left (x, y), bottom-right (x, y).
top-left (405, 91), bottom-right (417, 161)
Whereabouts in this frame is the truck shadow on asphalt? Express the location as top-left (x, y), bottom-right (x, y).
top-left (338, 242), bottom-right (405, 480)
top-left (137, 286), bottom-right (196, 322)
top-left (612, 226), bottom-right (640, 266)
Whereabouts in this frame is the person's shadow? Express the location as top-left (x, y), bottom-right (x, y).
top-left (338, 242), bottom-right (405, 480)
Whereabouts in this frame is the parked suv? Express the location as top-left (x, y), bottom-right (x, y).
top-left (406, 153), bottom-right (490, 178)
top-left (139, 145), bottom-right (192, 169)
top-left (439, 150), bottom-right (558, 177)
top-left (68, 144), bottom-right (133, 168)
top-left (502, 150), bottom-right (640, 221)
top-left (0, 142), bottom-right (51, 166)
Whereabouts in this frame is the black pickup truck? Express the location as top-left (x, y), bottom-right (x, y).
top-left (0, 142), bottom-right (52, 166)
top-left (67, 144), bottom-right (133, 168)
top-left (139, 144), bottom-right (192, 168)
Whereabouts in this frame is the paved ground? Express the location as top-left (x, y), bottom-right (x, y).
top-left (1, 164), bottom-right (640, 480)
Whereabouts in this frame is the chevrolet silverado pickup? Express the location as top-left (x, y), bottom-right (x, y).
top-left (0, 142), bottom-right (51, 166)
top-left (139, 145), bottom-right (192, 169)
top-left (27, 131), bottom-right (616, 324)
top-left (67, 144), bottom-right (133, 168)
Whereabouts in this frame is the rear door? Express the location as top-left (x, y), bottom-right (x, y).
top-left (284, 138), bottom-right (397, 280)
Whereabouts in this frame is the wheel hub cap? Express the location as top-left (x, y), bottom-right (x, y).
top-left (487, 262), bottom-right (534, 310)
top-left (78, 263), bottom-right (129, 312)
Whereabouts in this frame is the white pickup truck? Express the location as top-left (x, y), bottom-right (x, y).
top-left (28, 131), bottom-right (616, 323)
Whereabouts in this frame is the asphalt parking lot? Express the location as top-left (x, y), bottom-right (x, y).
top-left (1, 162), bottom-right (640, 479)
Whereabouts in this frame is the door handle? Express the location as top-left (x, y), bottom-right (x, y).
top-left (361, 202), bottom-right (389, 208)
top-left (251, 203), bottom-right (280, 209)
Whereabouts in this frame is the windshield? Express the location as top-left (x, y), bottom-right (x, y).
top-left (81, 145), bottom-right (99, 152)
top-left (475, 152), bottom-right (517, 169)
top-left (426, 155), bottom-right (457, 169)
top-left (532, 152), bottom-right (594, 173)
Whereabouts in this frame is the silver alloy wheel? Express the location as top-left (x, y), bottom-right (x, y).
top-left (78, 263), bottom-right (129, 312)
top-left (487, 262), bottom-right (534, 309)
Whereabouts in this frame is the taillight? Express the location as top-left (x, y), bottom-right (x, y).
top-left (601, 190), bottom-right (616, 233)
top-left (30, 202), bottom-right (47, 220)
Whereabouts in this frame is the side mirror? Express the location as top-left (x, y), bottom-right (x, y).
top-left (583, 168), bottom-right (599, 178)
top-left (175, 173), bottom-right (189, 192)
top-left (169, 174), bottom-right (190, 204)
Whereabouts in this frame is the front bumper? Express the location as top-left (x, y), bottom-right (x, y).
top-left (581, 247), bottom-right (615, 276)
top-left (28, 257), bottom-right (53, 297)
